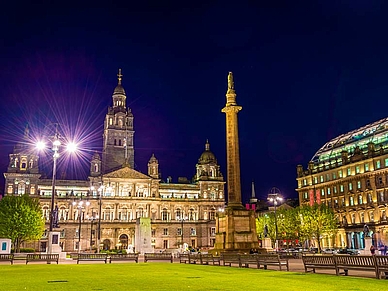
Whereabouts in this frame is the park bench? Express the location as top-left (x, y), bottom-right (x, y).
top-left (374, 255), bottom-right (388, 279)
top-left (144, 253), bottom-right (173, 263)
top-left (302, 254), bottom-right (336, 273)
top-left (77, 253), bottom-right (109, 264)
top-left (221, 253), bottom-right (241, 267)
top-left (200, 253), bottom-right (221, 265)
top-left (26, 254), bottom-right (59, 264)
top-left (334, 255), bottom-right (377, 277)
top-left (0, 254), bottom-right (14, 264)
top-left (239, 254), bottom-right (260, 269)
top-left (257, 254), bottom-right (289, 271)
top-left (188, 253), bottom-right (201, 264)
top-left (179, 253), bottom-right (190, 263)
top-left (109, 253), bottom-right (139, 263)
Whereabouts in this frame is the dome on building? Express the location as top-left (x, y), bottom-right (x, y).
top-left (113, 84), bottom-right (126, 95)
top-left (198, 140), bottom-right (217, 164)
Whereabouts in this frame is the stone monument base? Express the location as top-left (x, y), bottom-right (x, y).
top-left (213, 207), bottom-right (259, 254)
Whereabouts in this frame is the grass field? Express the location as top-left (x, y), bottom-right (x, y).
top-left (1, 263), bottom-right (387, 291)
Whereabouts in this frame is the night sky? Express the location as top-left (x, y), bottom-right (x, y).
top-left (1, 1), bottom-right (388, 202)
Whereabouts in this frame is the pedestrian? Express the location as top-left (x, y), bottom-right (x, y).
top-left (370, 245), bottom-right (376, 255)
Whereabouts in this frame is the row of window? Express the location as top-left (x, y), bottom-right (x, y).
top-left (303, 191), bottom-right (386, 205)
top-left (42, 207), bottom-right (217, 222)
top-left (336, 210), bottom-right (387, 225)
top-left (302, 158), bottom-right (388, 186)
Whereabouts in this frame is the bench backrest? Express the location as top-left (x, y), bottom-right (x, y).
top-left (78, 253), bottom-right (107, 259)
top-left (145, 253), bottom-right (172, 258)
top-left (375, 255), bottom-right (388, 266)
top-left (26, 254), bottom-right (59, 260)
top-left (302, 254), bottom-right (335, 265)
top-left (257, 254), bottom-right (281, 262)
top-left (334, 255), bottom-right (376, 267)
top-left (0, 254), bottom-right (14, 260)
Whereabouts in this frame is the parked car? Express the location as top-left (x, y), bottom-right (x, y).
top-left (322, 248), bottom-right (338, 254)
top-left (337, 248), bottom-right (360, 255)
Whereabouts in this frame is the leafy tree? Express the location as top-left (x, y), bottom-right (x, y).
top-left (276, 208), bottom-right (300, 248)
top-left (0, 194), bottom-right (45, 252)
top-left (298, 204), bottom-right (338, 252)
top-left (256, 213), bottom-right (276, 247)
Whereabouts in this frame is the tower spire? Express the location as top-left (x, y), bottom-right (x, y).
top-left (24, 124), bottom-right (29, 139)
top-left (205, 139), bottom-right (210, 151)
top-left (117, 68), bottom-right (123, 85)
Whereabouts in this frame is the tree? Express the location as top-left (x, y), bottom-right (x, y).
top-left (298, 204), bottom-right (338, 252)
top-left (0, 194), bottom-right (45, 252)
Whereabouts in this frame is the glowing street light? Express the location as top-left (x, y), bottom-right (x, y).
top-left (36, 125), bottom-right (78, 255)
top-left (268, 187), bottom-right (283, 251)
top-left (73, 195), bottom-right (90, 253)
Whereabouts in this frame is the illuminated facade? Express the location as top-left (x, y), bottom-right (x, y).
top-left (296, 118), bottom-right (388, 249)
top-left (3, 70), bottom-right (225, 253)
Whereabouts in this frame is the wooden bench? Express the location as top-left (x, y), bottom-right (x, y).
top-left (0, 254), bottom-right (14, 265)
top-left (144, 253), bottom-right (173, 263)
top-left (257, 254), bottom-right (289, 271)
top-left (188, 253), bottom-right (201, 264)
top-left (179, 253), bottom-right (190, 263)
top-left (374, 255), bottom-right (388, 279)
top-left (239, 254), bottom-right (260, 269)
top-left (26, 254), bottom-right (59, 264)
top-left (109, 253), bottom-right (139, 263)
top-left (200, 254), bottom-right (221, 266)
top-left (221, 253), bottom-right (241, 267)
top-left (302, 254), bottom-right (336, 273)
top-left (77, 253), bottom-right (109, 264)
top-left (334, 255), bottom-right (377, 277)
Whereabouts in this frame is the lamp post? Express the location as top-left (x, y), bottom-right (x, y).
top-left (179, 216), bottom-right (188, 249)
top-left (36, 125), bottom-right (77, 255)
top-left (73, 195), bottom-right (90, 253)
top-left (268, 187), bottom-right (283, 251)
top-left (87, 212), bottom-right (98, 252)
top-left (97, 185), bottom-right (104, 253)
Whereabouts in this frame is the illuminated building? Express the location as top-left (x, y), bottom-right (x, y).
top-left (296, 118), bottom-right (388, 249)
top-left (3, 70), bottom-right (225, 253)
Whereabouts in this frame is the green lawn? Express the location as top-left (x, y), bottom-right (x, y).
top-left (1, 263), bottom-right (386, 291)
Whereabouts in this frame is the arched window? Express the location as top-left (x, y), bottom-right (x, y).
top-left (17, 183), bottom-right (26, 195)
top-left (119, 139), bottom-right (122, 146)
top-left (20, 158), bottom-right (27, 170)
top-left (176, 209), bottom-right (182, 220)
top-left (94, 163), bottom-right (99, 172)
top-left (114, 139), bottom-right (117, 146)
top-left (137, 207), bottom-right (144, 218)
top-left (29, 159), bottom-right (34, 168)
top-left (119, 234), bottom-right (128, 249)
top-left (209, 208), bottom-right (216, 220)
top-left (189, 208), bottom-right (195, 221)
top-left (162, 208), bottom-right (168, 221)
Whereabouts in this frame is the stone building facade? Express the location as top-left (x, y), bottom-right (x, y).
top-left (3, 71), bottom-right (225, 253)
top-left (296, 118), bottom-right (388, 250)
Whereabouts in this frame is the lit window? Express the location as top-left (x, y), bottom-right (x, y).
top-left (327, 188), bottom-right (331, 195)
top-left (320, 176), bottom-right (324, 183)
top-left (385, 158), bottom-right (388, 167)
top-left (340, 185), bottom-right (344, 192)
top-left (357, 181), bottom-right (361, 189)
top-left (190, 228), bottom-right (196, 236)
top-left (348, 182), bottom-right (353, 191)
top-left (332, 172), bottom-right (337, 179)
top-left (333, 186), bottom-right (337, 194)
top-left (349, 196), bottom-right (354, 206)
top-left (360, 212), bottom-right (365, 223)
top-left (314, 177), bottom-right (318, 184)
top-left (365, 163), bottom-right (369, 172)
top-left (370, 212), bottom-right (375, 222)
top-left (321, 189), bottom-right (325, 196)
top-left (356, 166), bottom-right (360, 174)
top-left (338, 170), bottom-right (343, 178)
top-left (347, 168), bottom-right (351, 176)
top-left (358, 195), bottom-right (363, 205)
top-left (376, 160), bottom-right (381, 169)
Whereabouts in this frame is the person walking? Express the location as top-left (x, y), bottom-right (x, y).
top-left (370, 245), bottom-right (376, 255)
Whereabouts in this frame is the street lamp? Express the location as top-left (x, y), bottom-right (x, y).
top-left (86, 212), bottom-right (98, 252)
top-left (73, 195), bottom-right (90, 253)
top-left (268, 187), bottom-right (283, 251)
top-left (179, 216), bottom-right (188, 248)
top-left (97, 185), bottom-right (104, 253)
top-left (36, 125), bottom-right (77, 255)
